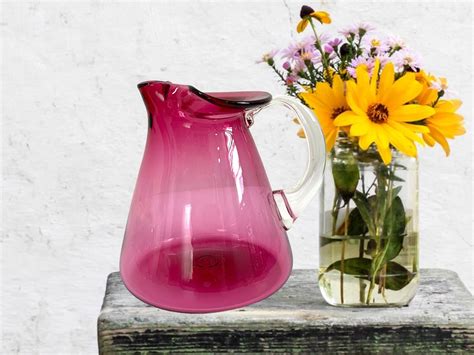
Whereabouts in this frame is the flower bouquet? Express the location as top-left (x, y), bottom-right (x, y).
top-left (261, 5), bottom-right (465, 306)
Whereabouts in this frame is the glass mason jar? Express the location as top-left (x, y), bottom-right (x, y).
top-left (319, 134), bottom-right (419, 306)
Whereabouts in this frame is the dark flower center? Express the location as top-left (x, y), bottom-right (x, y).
top-left (367, 103), bottom-right (389, 123)
top-left (300, 5), bottom-right (314, 19)
top-left (331, 106), bottom-right (347, 120)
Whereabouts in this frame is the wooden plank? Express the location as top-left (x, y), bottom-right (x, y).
top-left (98, 269), bottom-right (473, 353)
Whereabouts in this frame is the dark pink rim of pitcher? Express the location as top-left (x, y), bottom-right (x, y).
top-left (138, 80), bottom-right (272, 108)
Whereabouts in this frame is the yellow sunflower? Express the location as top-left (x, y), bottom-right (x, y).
top-left (297, 5), bottom-right (331, 33)
top-left (299, 75), bottom-right (349, 151)
top-left (415, 70), bottom-right (438, 105)
top-left (333, 60), bottom-right (435, 164)
top-left (415, 74), bottom-right (466, 155)
top-left (420, 99), bottom-right (465, 155)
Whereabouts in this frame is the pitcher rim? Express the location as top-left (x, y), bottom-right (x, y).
top-left (137, 80), bottom-right (272, 109)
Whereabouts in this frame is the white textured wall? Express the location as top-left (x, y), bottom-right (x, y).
top-left (1, 1), bottom-right (472, 353)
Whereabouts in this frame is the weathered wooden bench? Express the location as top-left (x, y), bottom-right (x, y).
top-left (98, 269), bottom-right (473, 353)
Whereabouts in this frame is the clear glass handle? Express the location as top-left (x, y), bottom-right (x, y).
top-left (253, 95), bottom-right (326, 229)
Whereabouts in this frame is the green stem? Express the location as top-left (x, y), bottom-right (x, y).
top-left (359, 173), bottom-right (367, 303)
top-left (308, 19), bottom-right (332, 85)
top-left (270, 64), bottom-right (289, 87)
top-left (331, 193), bottom-right (342, 235)
top-left (366, 163), bottom-right (397, 305)
top-left (366, 270), bottom-right (377, 304)
top-left (358, 237), bottom-right (366, 303)
top-left (306, 61), bottom-right (318, 86)
top-left (340, 203), bottom-right (349, 304)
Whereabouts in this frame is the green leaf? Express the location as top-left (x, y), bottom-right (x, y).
top-left (388, 174), bottom-right (405, 182)
top-left (332, 150), bottom-right (360, 202)
top-left (321, 207), bottom-right (368, 247)
top-left (390, 186), bottom-right (403, 201)
top-left (326, 257), bottom-right (372, 276)
top-left (375, 186), bottom-right (388, 222)
top-left (385, 195), bottom-right (406, 238)
top-left (325, 257), bottom-right (415, 291)
top-left (365, 239), bottom-right (377, 257)
top-left (393, 163), bottom-right (407, 170)
top-left (353, 192), bottom-right (375, 235)
top-left (347, 207), bottom-right (369, 236)
top-left (382, 196), bottom-right (407, 262)
top-left (378, 164), bottom-right (405, 182)
top-left (383, 261), bottom-right (415, 290)
top-left (320, 236), bottom-right (339, 247)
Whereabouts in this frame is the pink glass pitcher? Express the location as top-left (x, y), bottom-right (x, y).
top-left (120, 81), bottom-right (326, 313)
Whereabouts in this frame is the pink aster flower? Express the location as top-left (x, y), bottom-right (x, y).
top-left (347, 57), bottom-right (373, 77)
top-left (286, 74), bottom-right (299, 86)
top-left (281, 36), bottom-right (316, 61)
top-left (324, 37), bottom-right (342, 53)
top-left (310, 50), bottom-right (323, 64)
top-left (357, 22), bottom-right (375, 35)
top-left (340, 23), bottom-right (375, 38)
top-left (290, 59), bottom-right (306, 74)
top-left (386, 35), bottom-right (406, 51)
top-left (257, 49), bottom-right (278, 64)
top-left (300, 50), bottom-right (317, 62)
top-left (339, 25), bottom-right (358, 38)
top-left (316, 32), bottom-right (331, 45)
top-left (374, 54), bottom-right (391, 68)
top-left (324, 43), bottom-right (334, 53)
top-left (363, 37), bottom-right (391, 56)
top-left (347, 55), bottom-right (390, 77)
top-left (328, 37), bottom-right (343, 48)
top-left (392, 48), bottom-right (423, 72)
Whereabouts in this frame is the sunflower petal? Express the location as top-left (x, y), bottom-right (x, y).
top-left (377, 145), bottom-right (392, 164)
top-left (333, 110), bottom-right (363, 126)
top-left (370, 59), bottom-right (380, 95)
top-left (435, 99), bottom-right (462, 113)
top-left (359, 128), bottom-right (376, 150)
top-left (311, 11), bottom-right (331, 24)
top-left (429, 124), bottom-right (466, 137)
top-left (422, 133), bottom-right (436, 147)
top-left (332, 75), bottom-right (346, 107)
top-left (387, 121), bottom-right (425, 145)
top-left (390, 104), bottom-right (435, 122)
top-left (317, 82), bottom-right (339, 106)
top-left (450, 99), bottom-right (462, 111)
top-left (382, 124), bottom-right (417, 157)
top-left (346, 81), bottom-right (368, 115)
top-left (378, 62), bottom-right (394, 99)
top-left (417, 87), bottom-right (438, 106)
top-left (355, 65), bottom-right (371, 107)
top-left (375, 124), bottom-right (389, 148)
top-left (429, 112), bottom-right (464, 126)
top-left (350, 122), bottom-right (370, 136)
top-left (325, 127), bottom-right (338, 151)
top-left (428, 126), bottom-right (451, 156)
top-left (403, 123), bottom-right (430, 133)
top-left (297, 19), bottom-right (308, 33)
top-left (300, 92), bottom-right (333, 118)
top-left (383, 73), bottom-right (422, 109)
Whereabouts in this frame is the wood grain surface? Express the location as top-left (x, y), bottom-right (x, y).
top-left (98, 269), bottom-right (473, 354)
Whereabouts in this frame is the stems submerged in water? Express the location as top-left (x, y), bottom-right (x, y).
top-left (340, 203), bottom-right (350, 304)
top-left (358, 238), bottom-right (366, 303)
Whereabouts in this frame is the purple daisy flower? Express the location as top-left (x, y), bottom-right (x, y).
top-left (392, 48), bottom-right (422, 72)
top-left (257, 49), bottom-right (279, 64)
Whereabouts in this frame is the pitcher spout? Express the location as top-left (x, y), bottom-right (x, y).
top-left (138, 81), bottom-right (174, 116)
top-left (138, 81), bottom-right (272, 121)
